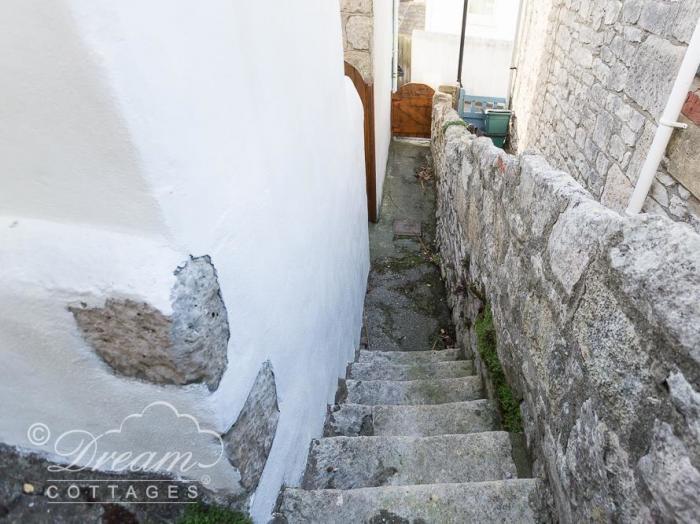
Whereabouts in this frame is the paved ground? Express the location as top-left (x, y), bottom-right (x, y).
top-left (364, 138), bottom-right (455, 352)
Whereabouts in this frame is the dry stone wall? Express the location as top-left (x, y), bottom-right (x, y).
top-left (511, 0), bottom-right (700, 232)
top-left (432, 91), bottom-right (700, 522)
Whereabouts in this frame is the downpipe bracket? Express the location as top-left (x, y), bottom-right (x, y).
top-left (659, 118), bottom-right (688, 129)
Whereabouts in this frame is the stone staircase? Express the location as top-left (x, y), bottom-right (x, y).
top-left (274, 348), bottom-right (544, 523)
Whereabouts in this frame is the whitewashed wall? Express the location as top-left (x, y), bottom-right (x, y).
top-left (411, 32), bottom-right (513, 97)
top-left (0, 1), bottom-right (369, 521)
top-left (425, 0), bottom-right (519, 40)
top-left (373, 0), bottom-right (395, 216)
top-left (412, 0), bottom-right (518, 96)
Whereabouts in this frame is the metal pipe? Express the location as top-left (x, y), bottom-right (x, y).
top-left (457, 0), bottom-right (469, 86)
top-left (626, 18), bottom-right (700, 215)
top-left (507, 0), bottom-right (526, 109)
top-left (392, 0), bottom-right (399, 92)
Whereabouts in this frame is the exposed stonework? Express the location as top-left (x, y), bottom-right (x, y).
top-left (341, 0), bottom-right (374, 82)
top-left (223, 361), bottom-right (280, 493)
top-left (432, 91), bottom-right (700, 522)
top-left (511, 0), bottom-right (700, 231)
top-left (70, 255), bottom-right (229, 391)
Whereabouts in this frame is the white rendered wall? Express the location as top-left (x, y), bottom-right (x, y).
top-left (415, 0), bottom-right (518, 95)
top-left (425, 0), bottom-right (519, 40)
top-left (0, 1), bottom-right (369, 522)
top-left (373, 0), bottom-right (395, 215)
top-left (411, 31), bottom-right (513, 97)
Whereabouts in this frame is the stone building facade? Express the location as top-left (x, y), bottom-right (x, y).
top-left (511, 0), bottom-right (700, 232)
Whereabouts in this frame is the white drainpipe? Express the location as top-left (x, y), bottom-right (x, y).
top-left (626, 18), bottom-right (700, 215)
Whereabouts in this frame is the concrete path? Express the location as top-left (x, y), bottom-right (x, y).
top-left (275, 139), bottom-right (544, 523)
top-left (364, 139), bottom-right (453, 352)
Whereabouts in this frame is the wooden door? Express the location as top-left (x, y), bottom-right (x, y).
top-left (391, 83), bottom-right (435, 138)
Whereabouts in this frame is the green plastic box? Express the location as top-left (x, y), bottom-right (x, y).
top-left (484, 109), bottom-right (512, 135)
top-left (489, 135), bottom-right (506, 148)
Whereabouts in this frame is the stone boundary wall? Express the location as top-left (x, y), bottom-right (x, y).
top-left (432, 91), bottom-right (700, 522)
top-left (511, 0), bottom-right (700, 231)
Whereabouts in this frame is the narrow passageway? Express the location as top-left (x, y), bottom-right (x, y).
top-left (364, 138), bottom-right (454, 353)
top-left (276, 139), bottom-right (543, 523)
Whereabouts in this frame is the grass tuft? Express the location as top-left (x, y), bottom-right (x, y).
top-left (474, 305), bottom-right (523, 433)
top-left (178, 503), bottom-right (252, 524)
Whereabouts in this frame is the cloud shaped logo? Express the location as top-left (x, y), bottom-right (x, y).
top-left (32, 401), bottom-right (225, 476)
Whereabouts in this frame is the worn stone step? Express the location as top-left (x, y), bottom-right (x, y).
top-left (277, 479), bottom-right (543, 523)
top-left (348, 359), bottom-right (474, 381)
top-left (302, 432), bottom-right (517, 489)
top-left (358, 348), bottom-right (461, 365)
top-left (325, 399), bottom-right (499, 437)
top-left (345, 377), bottom-right (483, 405)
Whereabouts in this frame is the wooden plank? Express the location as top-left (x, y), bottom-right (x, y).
top-left (345, 61), bottom-right (378, 223)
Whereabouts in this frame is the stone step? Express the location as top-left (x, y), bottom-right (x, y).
top-left (358, 348), bottom-right (461, 365)
top-left (325, 399), bottom-right (499, 437)
top-left (277, 479), bottom-right (543, 523)
top-left (302, 432), bottom-right (517, 489)
top-left (345, 377), bottom-right (483, 405)
top-left (348, 359), bottom-right (474, 381)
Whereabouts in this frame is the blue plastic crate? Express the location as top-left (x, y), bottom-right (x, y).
top-left (457, 90), bottom-right (507, 132)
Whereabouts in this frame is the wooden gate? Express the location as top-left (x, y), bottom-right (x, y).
top-left (345, 61), bottom-right (377, 223)
top-left (391, 83), bottom-right (435, 138)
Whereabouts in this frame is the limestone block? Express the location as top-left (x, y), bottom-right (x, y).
top-left (638, 0), bottom-right (671, 35)
top-left (592, 110), bottom-right (614, 148)
top-left (671, 0), bottom-right (700, 43)
top-left (223, 361), bottom-right (280, 493)
top-left (341, 0), bottom-right (371, 15)
top-left (601, 164), bottom-right (633, 212)
top-left (621, 0), bottom-right (643, 23)
top-left (627, 36), bottom-right (685, 117)
top-left (609, 216), bottom-right (700, 363)
top-left (346, 15), bottom-right (371, 51)
top-left (548, 201), bottom-right (622, 294)
top-left (638, 421), bottom-right (700, 522)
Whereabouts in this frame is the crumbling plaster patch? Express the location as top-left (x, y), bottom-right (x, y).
top-left (70, 255), bottom-right (230, 391)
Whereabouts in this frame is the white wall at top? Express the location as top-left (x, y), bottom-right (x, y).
top-left (425, 0), bottom-right (519, 40)
top-left (411, 32), bottom-right (513, 96)
top-left (414, 0), bottom-right (519, 96)
top-left (373, 0), bottom-right (395, 215)
top-left (0, 1), bottom-right (368, 522)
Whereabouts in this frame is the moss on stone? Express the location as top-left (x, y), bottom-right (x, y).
top-left (474, 306), bottom-right (523, 433)
top-left (178, 503), bottom-right (251, 524)
top-left (441, 119), bottom-right (469, 133)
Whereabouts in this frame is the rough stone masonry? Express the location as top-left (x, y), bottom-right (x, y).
top-left (432, 91), bottom-right (700, 522)
top-left (341, 0), bottom-right (374, 82)
top-left (511, 0), bottom-right (700, 231)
